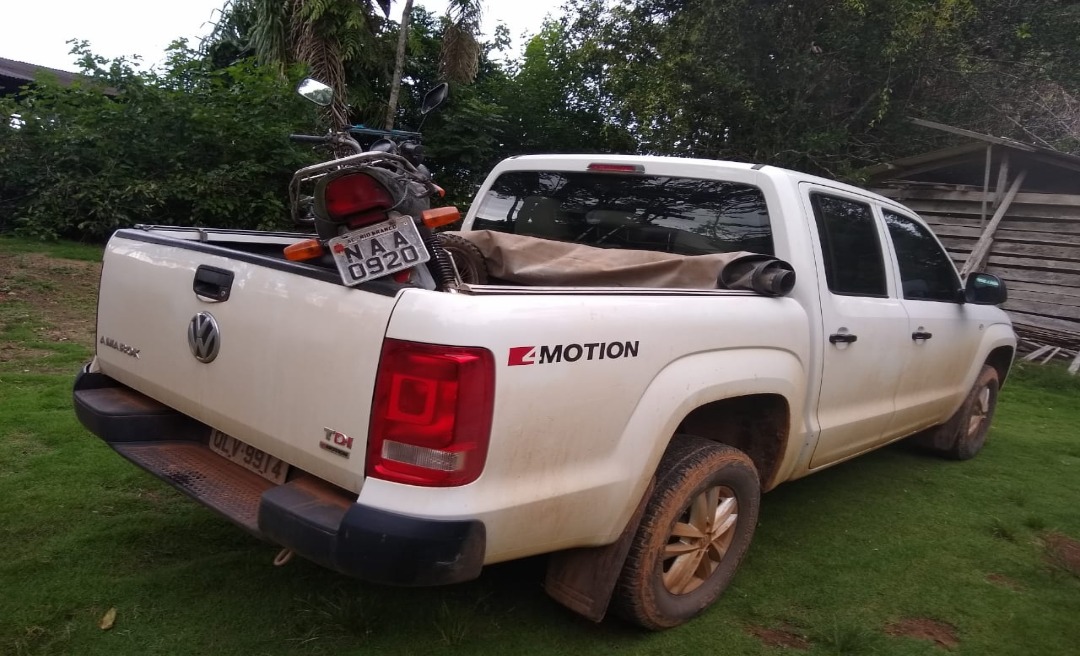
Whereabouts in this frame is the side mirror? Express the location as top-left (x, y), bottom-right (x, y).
top-left (296, 78), bottom-right (333, 106)
top-left (965, 272), bottom-right (1007, 305)
top-left (421, 83), bottom-right (450, 114)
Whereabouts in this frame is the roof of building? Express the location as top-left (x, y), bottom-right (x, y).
top-left (867, 119), bottom-right (1080, 195)
top-left (0, 56), bottom-right (81, 87)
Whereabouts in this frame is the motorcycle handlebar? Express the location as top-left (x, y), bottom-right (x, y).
top-left (349, 126), bottom-right (422, 139)
top-left (289, 134), bottom-right (330, 144)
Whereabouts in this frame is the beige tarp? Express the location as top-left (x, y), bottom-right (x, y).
top-left (445, 230), bottom-right (792, 292)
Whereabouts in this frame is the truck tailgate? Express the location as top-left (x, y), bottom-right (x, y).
top-left (95, 233), bottom-right (399, 493)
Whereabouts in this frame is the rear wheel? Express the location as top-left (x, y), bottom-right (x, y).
top-left (614, 436), bottom-right (760, 630)
top-left (437, 233), bottom-right (488, 284)
top-left (914, 365), bottom-right (1000, 460)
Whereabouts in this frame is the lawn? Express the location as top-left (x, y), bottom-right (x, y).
top-left (1, 236), bottom-right (1078, 655)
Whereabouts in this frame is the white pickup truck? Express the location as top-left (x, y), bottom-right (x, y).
top-left (74, 154), bottom-right (1015, 629)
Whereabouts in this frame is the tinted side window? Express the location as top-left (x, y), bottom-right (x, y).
top-left (810, 193), bottom-right (887, 297)
top-left (472, 171), bottom-right (773, 256)
top-left (883, 210), bottom-right (962, 302)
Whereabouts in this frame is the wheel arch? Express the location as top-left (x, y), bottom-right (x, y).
top-left (985, 344), bottom-right (1015, 385)
top-left (674, 394), bottom-right (791, 491)
top-left (613, 348), bottom-right (806, 511)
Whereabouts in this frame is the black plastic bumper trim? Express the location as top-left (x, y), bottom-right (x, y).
top-left (74, 367), bottom-right (487, 586)
top-left (73, 369), bottom-right (207, 443)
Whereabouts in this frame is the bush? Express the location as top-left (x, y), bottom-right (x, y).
top-left (0, 42), bottom-right (317, 240)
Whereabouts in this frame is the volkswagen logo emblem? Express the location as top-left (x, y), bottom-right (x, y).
top-left (188, 312), bottom-right (221, 363)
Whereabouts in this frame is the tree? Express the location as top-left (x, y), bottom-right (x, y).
top-left (385, 0), bottom-right (485, 130)
top-left (384, 0), bottom-right (415, 129)
top-left (440, 0), bottom-right (484, 84)
top-left (242, 0), bottom-right (392, 128)
top-left (0, 43), bottom-right (313, 239)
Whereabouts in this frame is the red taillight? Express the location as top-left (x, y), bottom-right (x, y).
top-left (587, 163), bottom-right (645, 174)
top-left (367, 340), bottom-right (495, 487)
top-left (321, 172), bottom-right (395, 225)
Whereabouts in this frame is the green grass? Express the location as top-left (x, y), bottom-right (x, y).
top-left (1, 238), bottom-right (1078, 655)
top-left (0, 236), bottom-right (104, 262)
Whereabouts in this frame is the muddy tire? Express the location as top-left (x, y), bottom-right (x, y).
top-left (614, 436), bottom-right (760, 630)
top-left (913, 365), bottom-right (1000, 460)
top-left (437, 233), bottom-right (488, 285)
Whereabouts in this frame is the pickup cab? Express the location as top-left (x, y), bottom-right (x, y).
top-left (73, 154), bottom-right (1015, 629)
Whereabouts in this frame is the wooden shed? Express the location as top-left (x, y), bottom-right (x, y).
top-left (868, 119), bottom-right (1080, 368)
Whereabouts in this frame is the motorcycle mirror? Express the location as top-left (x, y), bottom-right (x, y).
top-left (296, 78), bottom-right (334, 107)
top-left (420, 83), bottom-right (450, 115)
top-left (369, 138), bottom-right (398, 154)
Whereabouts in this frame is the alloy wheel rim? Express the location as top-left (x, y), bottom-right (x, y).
top-left (661, 485), bottom-right (738, 595)
top-left (968, 385), bottom-right (991, 437)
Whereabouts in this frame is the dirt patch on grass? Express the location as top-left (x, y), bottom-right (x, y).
top-left (0, 251), bottom-right (100, 352)
top-left (986, 573), bottom-right (1024, 590)
top-left (0, 343), bottom-right (54, 364)
top-left (885, 618), bottom-right (958, 649)
top-left (747, 624), bottom-right (810, 650)
top-left (1043, 532), bottom-right (1080, 577)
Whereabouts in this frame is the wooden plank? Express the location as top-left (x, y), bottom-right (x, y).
top-left (991, 266), bottom-right (1080, 288)
top-left (908, 201), bottom-right (1080, 222)
top-left (987, 242), bottom-right (1080, 263)
top-left (1069, 352), bottom-right (1080, 374)
top-left (961, 170), bottom-right (1027, 276)
top-left (981, 145), bottom-right (992, 226)
top-left (882, 188), bottom-right (1080, 207)
top-left (1004, 298), bottom-right (1080, 322)
top-left (987, 254), bottom-right (1080, 274)
top-left (994, 152), bottom-right (1010, 208)
top-left (1008, 310), bottom-right (1080, 336)
top-left (1022, 344), bottom-right (1054, 361)
top-left (918, 211), bottom-right (1080, 232)
top-left (1005, 280), bottom-right (1080, 299)
top-left (910, 118), bottom-right (1038, 152)
top-left (938, 237), bottom-right (974, 253)
top-left (994, 230), bottom-right (1080, 248)
top-left (1008, 288), bottom-right (1080, 309)
top-left (928, 223), bottom-right (986, 238)
top-left (1042, 347), bottom-right (1062, 364)
top-left (865, 143), bottom-right (989, 179)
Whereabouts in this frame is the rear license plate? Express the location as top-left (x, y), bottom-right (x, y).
top-left (328, 215), bottom-right (431, 286)
top-left (209, 430), bottom-right (289, 485)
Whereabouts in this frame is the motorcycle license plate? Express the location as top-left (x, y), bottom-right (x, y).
top-left (328, 216), bottom-right (430, 286)
top-left (208, 430), bottom-right (289, 485)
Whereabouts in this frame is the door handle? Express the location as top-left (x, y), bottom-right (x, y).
top-left (911, 331), bottom-right (933, 341)
top-left (193, 265), bottom-right (235, 302)
top-left (829, 333), bottom-right (858, 344)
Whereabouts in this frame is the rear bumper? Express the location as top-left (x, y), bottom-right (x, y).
top-left (73, 367), bottom-right (485, 586)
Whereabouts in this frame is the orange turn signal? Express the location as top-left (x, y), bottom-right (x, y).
top-left (284, 239), bottom-right (325, 261)
top-left (422, 206), bottom-right (461, 229)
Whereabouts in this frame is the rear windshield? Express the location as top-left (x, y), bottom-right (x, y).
top-left (471, 171), bottom-right (773, 256)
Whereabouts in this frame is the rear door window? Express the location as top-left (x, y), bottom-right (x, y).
top-left (809, 193), bottom-right (887, 297)
top-left (472, 171), bottom-right (773, 256)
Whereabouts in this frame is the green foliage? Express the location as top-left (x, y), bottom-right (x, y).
top-left (0, 42), bottom-right (315, 240)
top-left (549, 0), bottom-right (1080, 176)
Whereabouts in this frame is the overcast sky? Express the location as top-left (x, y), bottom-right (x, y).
top-left (1, 1), bottom-right (559, 72)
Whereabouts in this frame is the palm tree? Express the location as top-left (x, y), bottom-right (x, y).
top-left (440, 0), bottom-right (484, 84)
top-left (243, 0), bottom-right (390, 129)
top-left (384, 0), bottom-right (484, 129)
